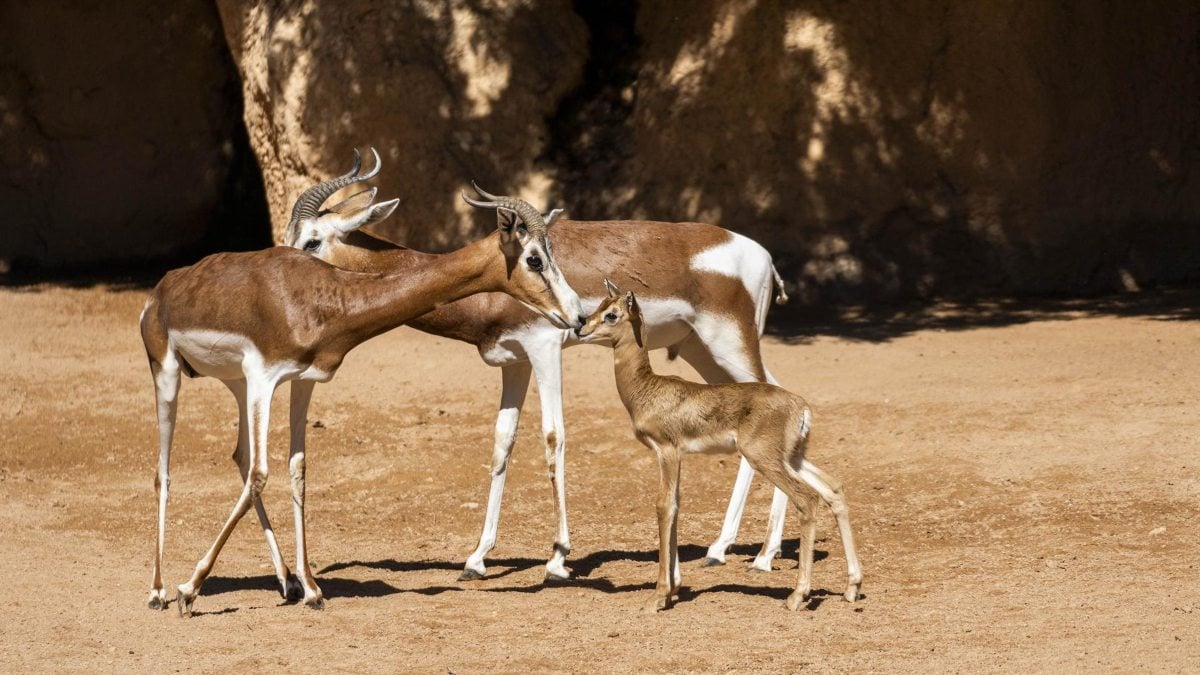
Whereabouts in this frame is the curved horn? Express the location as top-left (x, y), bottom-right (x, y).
top-left (288, 147), bottom-right (383, 226)
top-left (470, 180), bottom-right (503, 202)
top-left (460, 184), bottom-right (548, 236)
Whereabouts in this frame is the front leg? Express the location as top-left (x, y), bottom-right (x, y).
top-left (646, 442), bottom-right (681, 612)
top-left (462, 362), bottom-right (531, 580)
top-left (529, 343), bottom-right (571, 581)
top-left (288, 380), bottom-right (324, 609)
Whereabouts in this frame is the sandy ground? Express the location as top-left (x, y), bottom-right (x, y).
top-left (0, 284), bottom-right (1197, 672)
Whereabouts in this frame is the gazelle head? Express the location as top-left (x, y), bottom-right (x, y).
top-left (285, 148), bottom-right (400, 257)
top-left (576, 279), bottom-right (644, 348)
top-left (462, 184), bottom-right (585, 330)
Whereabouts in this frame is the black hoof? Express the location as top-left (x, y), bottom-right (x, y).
top-left (701, 557), bottom-right (725, 567)
top-left (543, 572), bottom-right (572, 584)
top-left (283, 575), bottom-right (304, 602)
top-left (305, 596), bottom-right (325, 610)
top-left (148, 596), bottom-right (165, 610)
top-left (458, 568), bottom-right (484, 582)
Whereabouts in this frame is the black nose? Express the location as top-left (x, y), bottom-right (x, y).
top-left (573, 324), bottom-right (583, 337)
top-left (576, 314), bottom-right (587, 327)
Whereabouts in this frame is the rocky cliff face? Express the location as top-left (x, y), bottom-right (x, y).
top-left (214, 0), bottom-right (589, 249)
top-left (0, 1), bottom-right (267, 273)
top-left (4, 1), bottom-right (1199, 299)
top-left (556, 0), bottom-right (1200, 300)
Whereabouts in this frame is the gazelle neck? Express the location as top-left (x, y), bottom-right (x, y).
top-left (324, 232), bottom-right (505, 351)
top-left (611, 323), bottom-right (654, 411)
top-left (328, 229), bottom-right (438, 274)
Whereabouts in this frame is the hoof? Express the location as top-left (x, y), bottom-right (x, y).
top-left (786, 590), bottom-right (810, 611)
top-left (304, 595), bottom-right (325, 611)
top-left (282, 575), bottom-right (304, 602)
top-left (641, 595), bottom-right (671, 613)
top-left (544, 566), bottom-right (571, 583)
top-left (700, 557), bottom-right (725, 567)
top-left (147, 589), bottom-right (168, 610)
top-left (844, 584), bottom-right (860, 603)
top-left (175, 587), bottom-right (196, 618)
top-left (747, 563), bottom-right (772, 574)
top-left (458, 568), bottom-right (484, 582)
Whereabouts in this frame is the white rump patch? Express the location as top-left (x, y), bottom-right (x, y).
top-left (690, 232), bottom-right (772, 298)
top-left (799, 407), bottom-right (812, 439)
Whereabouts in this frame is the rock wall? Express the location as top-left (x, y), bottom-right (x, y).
top-left (4, 1), bottom-right (1199, 299)
top-left (0, 1), bottom-right (267, 274)
top-left (554, 0), bottom-right (1200, 300)
top-left (214, 0), bottom-right (589, 249)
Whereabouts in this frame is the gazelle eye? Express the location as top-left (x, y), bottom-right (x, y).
top-left (303, 240), bottom-right (320, 252)
top-left (526, 254), bottom-right (543, 272)
top-left (604, 312), bottom-right (618, 324)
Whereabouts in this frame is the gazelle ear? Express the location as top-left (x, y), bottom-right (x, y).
top-left (545, 208), bottom-right (564, 227)
top-left (361, 197), bottom-right (399, 227)
top-left (326, 187), bottom-right (377, 215)
top-left (604, 278), bottom-right (620, 298)
top-left (626, 291), bottom-right (645, 348)
top-left (331, 197), bottom-right (400, 235)
top-left (496, 206), bottom-right (519, 233)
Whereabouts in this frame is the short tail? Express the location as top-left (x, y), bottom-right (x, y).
top-left (770, 262), bottom-right (789, 305)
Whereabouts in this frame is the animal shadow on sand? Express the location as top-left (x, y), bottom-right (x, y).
top-left (279, 540), bottom-right (838, 608)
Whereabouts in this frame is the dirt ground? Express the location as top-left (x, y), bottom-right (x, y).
top-left (0, 284), bottom-right (1196, 672)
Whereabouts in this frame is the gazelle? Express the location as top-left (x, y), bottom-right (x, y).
top-left (140, 158), bottom-right (584, 616)
top-left (577, 281), bottom-right (862, 612)
top-left (284, 152), bottom-right (793, 581)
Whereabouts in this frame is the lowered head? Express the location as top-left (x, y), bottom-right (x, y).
top-left (462, 183), bottom-right (585, 330)
top-left (285, 147), bottom-right (400, 257)
top-left (576, 278), bottom-right (644, 348)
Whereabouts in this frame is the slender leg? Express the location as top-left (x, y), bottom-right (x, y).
top-left (148, 359), bottom-right (180, 610)
top-left (287, 380), bottom-right (324, 608)
top-left (752, 367), bottom-right (789, 567)
top-left (646, 442), bottom-right (681, 612)
top-left (529, 344), bottom-right (572, 580)
top-left (785, 491), bottom-right (818, 610)
top-left (176, 376), bottom-right (275, 617)
top-left (679, 338), bottom-right (791, 569)
top-left (750, 488), bottom-right (790, 571)
top-left (798, 459), bottom-right (863, 602)
top-left (736, 440), bottom-right (820, 611)
top-left (225, 379), bottom-right (299, 601)
top-left (462, 362), bottom-right (532, 580)
top-left (703, 457), bottom-right (754, 565)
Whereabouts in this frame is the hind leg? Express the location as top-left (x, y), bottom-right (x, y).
top-left (176, 376), bottom-right (275, 617)
top-left (678, 333), bottom-right (789, 568)
top-left (737, 439), bottom-right (820, 611)
top-left (797, 459), bottom-right (863, 602)
top-left (225, 379), bottom-right (300, 601)
top-left (147, 358), bottom-right (179, 610)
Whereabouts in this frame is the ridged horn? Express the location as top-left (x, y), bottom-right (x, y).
top-left (460, 182), bottom-right (547, 236)
top-left (288, 147), bottom-right (382, 226)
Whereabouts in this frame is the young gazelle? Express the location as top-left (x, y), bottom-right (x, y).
top-left (287, 153), bottom-right (792, 581)
top-left (577, 281), bottom-right (863, 612)
top-left (140, 167), bottom-right (584, 616)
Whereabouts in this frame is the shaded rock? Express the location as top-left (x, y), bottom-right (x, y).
top-left (215, 0), bottom-right (588, 249)
top-left (0, 1), bottom-right (267, 273)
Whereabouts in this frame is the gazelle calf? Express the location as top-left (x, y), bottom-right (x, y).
top-left (287, 162), bottom-right (792, 580)
top-left (577, 281), bottom-right (862, 612)
top-left (140, 156), bottom-right (584, 616)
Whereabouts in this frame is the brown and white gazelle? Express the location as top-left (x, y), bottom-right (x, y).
top-left (577, 281), bottom-right (862, 612)
top-left (285, 156), bottom-right (793, 580)
top-left (140, 157), bottom-right (584, 616)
